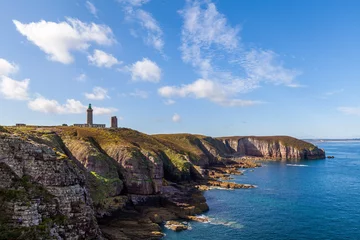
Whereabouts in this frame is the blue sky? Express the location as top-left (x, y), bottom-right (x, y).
top-left (1, 0), bottom-right (360, 138)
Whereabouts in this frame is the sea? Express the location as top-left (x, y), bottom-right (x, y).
top-left (162, 141), bottom-right (360, 240)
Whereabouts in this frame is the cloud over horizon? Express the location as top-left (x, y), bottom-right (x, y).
top-left (28, 96), bottom-right (117, 115)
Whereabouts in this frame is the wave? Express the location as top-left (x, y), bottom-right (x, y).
top-left (208, 186), bottom-right (235, 191)
top-left (286, 164), bottom-right (308, 167)
top-left (199, 215), bottom-right (244, 229)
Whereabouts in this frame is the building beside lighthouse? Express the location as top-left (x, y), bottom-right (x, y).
top-left (111, 116), bottom-right (118, 128)
top-left (73, 104), bottom-right (106, 128)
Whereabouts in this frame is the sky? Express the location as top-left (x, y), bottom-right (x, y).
top-left (1, 0), bottom-right (360, 138)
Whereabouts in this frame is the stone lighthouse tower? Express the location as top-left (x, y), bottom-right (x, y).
top-left (87, 104), bottom-right (93, 126)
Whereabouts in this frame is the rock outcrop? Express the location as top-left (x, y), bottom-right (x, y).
top-left (0, 135), bottom-right (101, 239)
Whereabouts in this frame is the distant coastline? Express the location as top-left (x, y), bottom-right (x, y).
top-left (305, 139), bottom-right (360, 143)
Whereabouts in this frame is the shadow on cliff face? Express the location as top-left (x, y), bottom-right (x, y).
top-left (236, 138), bottom-right (264, 157)
top-left (157, 151), bottom-right (196, 182)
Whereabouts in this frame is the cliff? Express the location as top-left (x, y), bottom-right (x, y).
top-left (0, 126), bottom-right (325, 239)
top-left (0, 134), bottom-right (101, 239)
top-left (218, 136), bottom-right (325, 160)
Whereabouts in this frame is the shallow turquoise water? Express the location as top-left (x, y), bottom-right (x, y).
top-left (162, 141), bottom-right (360, 240)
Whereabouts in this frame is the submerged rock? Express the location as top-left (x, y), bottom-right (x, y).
top-left (164, 220), bottom-right (188, 232)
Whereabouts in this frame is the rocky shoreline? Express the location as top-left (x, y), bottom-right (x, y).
top-left (97, 160), bottom-right (260, 239)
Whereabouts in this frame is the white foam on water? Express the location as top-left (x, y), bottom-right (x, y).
top-left (209, 186), bottom-right (235, 191)
top-left (286, 164), bottom-right (308, 167)
top-left (204, 217), bottom-right (244, 229)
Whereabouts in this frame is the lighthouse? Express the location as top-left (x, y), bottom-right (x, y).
top-left (73, 104), bottom-right (105, 128)
top-left (87, 103), bottom-right (93, 126)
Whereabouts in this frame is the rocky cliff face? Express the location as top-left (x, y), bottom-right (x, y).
top-left (0, 135), bottom-right (101, 239)
top-left (220, 136), bottom-right (325, 160)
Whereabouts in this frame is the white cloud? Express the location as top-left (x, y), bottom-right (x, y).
top-left (93, 106), bottom-right (118, 115)
top-left (0, 58), bottom-right (18, 76)
top-left (338, 107), bottom-right (360, 116)
top-left (129, 89), bottom-right (148, 98)
top-left (13, 18), bottom-right (115, 64)
top-left (88, 49), bottom-right (121, 68)
top-left (86, 1), bottom-right (98, 18)
top-left (118, 0), bottom-right (150, 6)
top-left (84, 86), bottom-right (109, 100)
top-left (325, 89), bottom-right (344, 96)
top-left (28, 97), bottom-right (85, 114)
top-left (28, 96), bottom-right (117, 115)
top-left (157, 0), bottom-right (300, 107)
top-left (164, 99), bottom-right (175, 105)
top-left (172, 113), bottom-right (181, 122)
top-left (129, 58), bottom-right (161, 82)
top-left (158, 79), bottom-right (260, 107)
top-left (75, 73), bottom-right (87, 82)
top-left (0, 76), bottom-right (29, 100)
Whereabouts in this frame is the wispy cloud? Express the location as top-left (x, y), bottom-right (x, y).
top-left (129, 89), bottom-right (148, 98)
top-left (13, 18), bottom-right (115, 64)
top-left (158, 0), bottom-right (301, 107)
top-left (118, 0), bottom-right (150, 6)
top-left (172, 113), bottom-right (181, 122)
top-left (164, 99), bottom-right (175, 105)
top-left (86, 1), bottom-right (98, 18)
top-left (119, 0), bottom-right (164, 53)
top-left (75, 73), bottom-right (87, 82)
top-left (243, 49), bottom-right (301, 86)
top-left (319, 88), bottom-right (344, 99)
top-left (338, 106), bottom-right (360, 116)
top-left (325, 89), bottom-right (344, 96)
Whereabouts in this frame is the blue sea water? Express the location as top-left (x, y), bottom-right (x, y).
top-left (162, 141), bottom-right (360, 240)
